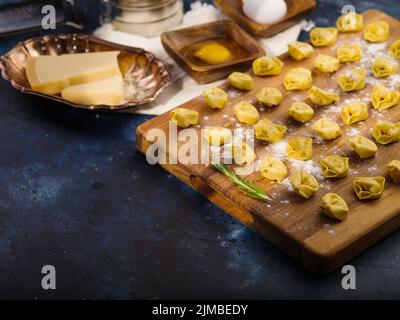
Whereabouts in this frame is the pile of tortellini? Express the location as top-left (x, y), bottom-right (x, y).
top-left (169, 11), bottom-right (400, 222)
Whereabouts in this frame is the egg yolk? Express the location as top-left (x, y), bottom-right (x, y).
top-left (194, 43), bottom-right (232, 65)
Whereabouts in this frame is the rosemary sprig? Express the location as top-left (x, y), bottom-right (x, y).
top-left (212, 163), bottom-right (273, 201)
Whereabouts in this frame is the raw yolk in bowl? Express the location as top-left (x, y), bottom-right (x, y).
top-left (194, 43), bottom-right (233, 65)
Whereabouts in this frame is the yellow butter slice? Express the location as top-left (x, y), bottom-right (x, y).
top-left (61, 76), bottom-right (124, 106)
top-left (26, 51), bottom-right (121, 95)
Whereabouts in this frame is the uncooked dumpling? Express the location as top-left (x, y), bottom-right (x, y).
top-left (260, 156), bottom-right (288, 181)
top-left (287, 102), bottom-right (314, 123)
top-left (390, 39), bottom-right (400, 59)
top-left (288, 41), bottom-right (314, 61)
top-left (204, 127), bottom-right (232, 146)
top-left (290, 171), bottom-right (319, 199)
top-left (311, 119), bottom-right (342, 140)
top-left (372, 55), bottom-right (399, 78)
top-left (341, 101), bottom-right (369, 125)
top-left (228, 72), bottom-right (253, 90)
top-left (310, 27), bottom-right (338, 47)
top-left (337, 12), bottom-right (363, 32)
top-left (338, 69), bottom-right (366, 92)
top-left (256, 87), bottom-right (283, 107)
top-left (314, 54), bottom-right (340, 73)
top-left (320, 193), bottom-right (349, 221)
top-left (353, 177), bottom-right (385, 200)
top-left (320, 155), bottom-right (349, 178)
top-left (255, 118), bottom-right (287, 143)
top-left (203, 87), bottom-right (228, 109)
top-left (233, 101), bottom-right (259, 125)
top-left (349, 136), bottom-right (378, 159)
top-left (364, 20), bottom-right (389, 43)
top-left (253, 56), bottom-right (284, 76)
top-left (308, 87), bottom-right (340, 106)
top-left (337, 43), bottom-right (362, 62)
top-left (372, 121), bottom-right (400, 145)
top-left (286, 137), bottom-right (313, 160)
top-left (371, 85), bottom-right (400, 110)
top-left (232, 139), bottom-right (255, 165)
top-left (170, 108), bottom-right (199, 128)
top-left (387, 160), bottom-right (400, 182)
top-left (284, 68), bottom-right (313, 91)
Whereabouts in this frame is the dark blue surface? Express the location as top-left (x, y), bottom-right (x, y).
top-left (1, 0), bottom-right (400, 299)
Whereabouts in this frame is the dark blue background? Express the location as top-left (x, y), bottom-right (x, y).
top-left (1, 0), bottom-right (400, 299)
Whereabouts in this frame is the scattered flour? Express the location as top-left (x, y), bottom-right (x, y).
top-left (270, 141), bottom-right (288, 158)
top-left (348, 127), bottom-right (360, 137)
top-left (280, 178), bottom-right (293, 191)
top-left (367, 165), bottom-right (379, 174)
top-left (288, 159), bottom-right (324, 181)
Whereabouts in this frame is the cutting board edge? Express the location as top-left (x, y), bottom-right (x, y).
top-left (137, 125), bottom-right (329, 275)
top-left (301, 210), bottom-right (400, 274)
top-left (135, 9), bottom-right (400, 275)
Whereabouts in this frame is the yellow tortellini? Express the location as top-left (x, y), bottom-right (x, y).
top-left (353, 177), bottom-right (385, 200)
top-left (287, 102), bottom-right (314, 123)
top-left (336, 43), bottom-right (363, 62)
top-left (286, 137), bottom-right (313, 160)
top-left (371, 85), bottom-right (400, 110)
top-left (310, 27), bottom-right (338, 47)
top-left (338, 69), bottom-right (366, 92)
top-left (255, 118), bottom-right (287, 143)
top-left (283, 68), bottom-right (313, 91)
top-left (256, 87), bottom-right (283, 107)
top-left (288, 41), bottom-right (314, 61)
top-left (364, 20), bottom-right (390, 43)
top-left (202, 87), bottom-right (228, 110)
top-left (320, 155), bottom-right (349, 179)
top-left (227, 72), bottom-right (253, 90)
top-left (387, 160), bottom-right (400, 182)
top-left (336, 12), bottom-right (363, 33)
top-left (312, 119), bottom-right (342, 140)
top-left (320, 193), bottom-right (349, 221)
top-left (232, 139), bottom-right (255, 165)
top-left (252, 56), bottom-right (284, 76)
top-left (233, 101), bottom-right (260, 125)
top-left (290, 171), bottom-right (319, 199)
top-left (259, 156), bottom-right (288, 181)
top-left (390, 39), bottom-right (400, 59)
top-left (307, 87), bottom-right (340, 106)
top-left (372, 55), bottom-right (399, 78)
top-left (204, 127), bottom-right (232, 146)
top-left (313, 54), bottom-right (340, 73)
top-left (372, 121), bottom-right (400, 145)
top-left (341, 101), bottom-right (369, 125)
top-left (170, 108), bottom-right (199, 128)
top-left (349, 136), bottom-right (378, 159)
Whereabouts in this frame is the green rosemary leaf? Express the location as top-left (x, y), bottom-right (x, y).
top-left (212, 163), bottom-right (273, 201)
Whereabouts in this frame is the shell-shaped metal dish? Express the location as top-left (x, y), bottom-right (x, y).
top-left (0, 34), bottom-right (171, 111)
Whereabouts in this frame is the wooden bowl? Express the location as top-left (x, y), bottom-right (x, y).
top-left (0, 34), bottom-right (172, 111)
top-left (161, 20), bottom-right (265, 84)
top-left (214, 0), bottom-right (316, 38)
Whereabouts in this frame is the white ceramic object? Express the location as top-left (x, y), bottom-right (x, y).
top-left (243, 0), bottom-right (287, 25)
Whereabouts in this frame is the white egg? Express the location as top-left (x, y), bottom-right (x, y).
top-left (243, 0), bottom-right (288, 25)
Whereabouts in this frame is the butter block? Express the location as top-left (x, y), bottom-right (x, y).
top-left (61, 76), bottom-right (124, 106)
top-left (26, 51), bottom-right (122, 94)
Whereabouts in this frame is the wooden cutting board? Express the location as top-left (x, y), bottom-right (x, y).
top-left (136, 10), bottom-right (400, 275)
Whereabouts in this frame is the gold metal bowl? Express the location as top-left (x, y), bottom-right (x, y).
top-left (0, 34), bottom-right (171, 111)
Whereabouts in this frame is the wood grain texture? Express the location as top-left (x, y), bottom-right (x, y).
top-left (136, 10), bottom-right (400, 275)
top-left (214, 0), bottom-right (316, 38)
